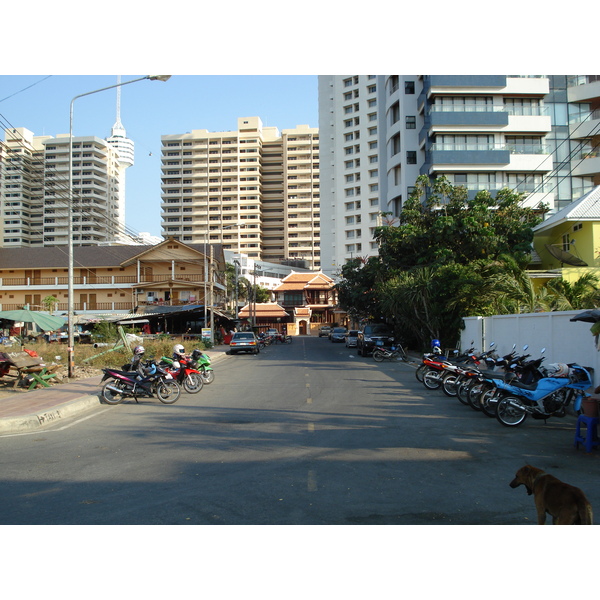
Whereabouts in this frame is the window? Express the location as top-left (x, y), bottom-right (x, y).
top-left (406, 151), bottom-right (417, 164)
top-left (406, 116), bottom-right (416, 129)
top-left (405, 81), bottom-right (415, 94)
top-left (391, 133), bottom-right (401, 156)
top-left (390, 102), bottom-right (400, 125)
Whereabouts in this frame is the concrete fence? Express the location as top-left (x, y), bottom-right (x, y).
top-left (460, 310), bottom-right (600, 386)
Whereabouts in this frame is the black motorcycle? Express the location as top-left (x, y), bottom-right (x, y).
top-left (100, 360), bottom-right (181, 405)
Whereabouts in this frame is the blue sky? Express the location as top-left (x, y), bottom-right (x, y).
top-left (0, 74), bottom-right (319, 237)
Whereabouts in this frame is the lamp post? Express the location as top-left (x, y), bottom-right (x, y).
top-left (67, 75), bottom-right (170, 377)
top-left (233, 258), bottom-right (240, 321)
top-left (252, 265), bottom-right (262, 330)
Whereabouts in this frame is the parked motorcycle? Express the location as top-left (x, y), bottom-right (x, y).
top-left (419, 345), bottom-right (484, 393)
top-left (469, 347), bottom-right (547, 416)
top-left (189, 348), bottom-right (215, 384)
top-left (456, 342), bottom-right (516, 410)
top-left (415, 345), bottom-right (477, 383)
top-left (440, 344), bottom-right (499, 399)
top-left (494, 363), bottom-right (592, 427)
top-left (100, 360), bottom-right (181, 405)
top-left (373, 344), bottom-right (408, 362)
top-left (160, 354), bottom-right (204, 393)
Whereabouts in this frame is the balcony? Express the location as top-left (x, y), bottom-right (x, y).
top-left (572, 153), bottom-right (600, 178)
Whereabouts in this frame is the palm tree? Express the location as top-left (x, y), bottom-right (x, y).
top-left (545, 273), bottom-right (600, 310)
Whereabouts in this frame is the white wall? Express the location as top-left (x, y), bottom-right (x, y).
top-left (460, 311), bottom-right (600, 386)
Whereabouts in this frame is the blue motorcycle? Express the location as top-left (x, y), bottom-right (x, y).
top-left (494, 363), bottom-right (592, 427)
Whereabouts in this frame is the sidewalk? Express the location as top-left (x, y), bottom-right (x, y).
top-left (0, 345), bottom-right (230, 435)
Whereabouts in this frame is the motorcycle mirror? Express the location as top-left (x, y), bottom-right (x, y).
top-left (540, 347), bottom-right (546, 354)
top-left (489, 341), bottom-right (495, 348)
top-left (522, 345), bottom-right (528, 351)
top-left (512, 343), bottom-right (516, 350)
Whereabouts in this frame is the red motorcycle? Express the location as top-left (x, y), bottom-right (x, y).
top-left (160, 355), bottom-right (204, 393)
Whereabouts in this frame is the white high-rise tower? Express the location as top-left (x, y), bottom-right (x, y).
top-left (107, 76), bottom-right (135, 239)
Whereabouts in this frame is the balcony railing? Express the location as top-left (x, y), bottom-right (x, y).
top-left (567, 75), bottom-right (600, 87)
top-left (429, 143), bottom-right (550, 155)
top-left (0, 273), bottom-right (210, 287)
top-left (430, 104), bottom-right (550, 117)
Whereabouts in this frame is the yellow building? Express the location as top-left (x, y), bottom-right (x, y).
top-left (530, 186), bottom-right (600, 286)
top-left (0, 238), bottom-right (227, 331)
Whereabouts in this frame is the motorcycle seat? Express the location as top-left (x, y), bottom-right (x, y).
top-left (506, 379), bottom-right (538, 391)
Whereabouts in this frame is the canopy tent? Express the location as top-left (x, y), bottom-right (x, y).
top-left (0, 309), bottom-right (66, 332)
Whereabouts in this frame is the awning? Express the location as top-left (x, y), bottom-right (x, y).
top-left (118, 318), bottom-right (150, 325)
top-left (210, 308), bottom-right (236, 320)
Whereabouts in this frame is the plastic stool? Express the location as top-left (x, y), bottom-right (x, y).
top-left (574, 415), bottom-right (600, 453)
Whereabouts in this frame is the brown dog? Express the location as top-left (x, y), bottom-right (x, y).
top-left (509, 465), bottom-right (593, 525)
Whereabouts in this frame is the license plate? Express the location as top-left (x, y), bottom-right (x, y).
top-left (376, 340), bottom-right (384, 346)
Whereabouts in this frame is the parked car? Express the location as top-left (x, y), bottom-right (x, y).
top-left (345, 330), bottom-right (359, 348)
top-left (330, 327), bottom-right (347, 343)
top-left (318, 326), bottom-right (331, 338)
top-left (266, 328), bottom-right (278, 337)
top-left (356, 324), bottom-right (394, 356)
top-left (229, 331), bottom-right (260, 355)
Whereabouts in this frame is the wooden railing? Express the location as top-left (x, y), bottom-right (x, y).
top-left (0, 274), bottom-right (208, 286)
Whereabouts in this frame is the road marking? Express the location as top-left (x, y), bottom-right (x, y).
top-left (307, 469), bottom-right (317, 492)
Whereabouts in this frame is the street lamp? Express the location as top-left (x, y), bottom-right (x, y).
top-left (251, 265), bottom-right (262, 329)
top-left (67, 75), bottom-right (171, 377)
top-left (233, 258), bottom-right (241, 320)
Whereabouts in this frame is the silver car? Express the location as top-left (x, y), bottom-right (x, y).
top-left (229, 331), bottom-right (260, 355)
top-left (345, 330), bottom-right (359, 347)
top-left (330, 327), bottom-right (348, 343)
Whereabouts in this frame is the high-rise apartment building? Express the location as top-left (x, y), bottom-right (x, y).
top-left (160, 117), bottom-right (321, 270)
top-left (0, 127), bottom-right (47, 246)
top-left (318, 75), bottom-right (600, 276)
top-left (1, 127), bottom-right (125, 247)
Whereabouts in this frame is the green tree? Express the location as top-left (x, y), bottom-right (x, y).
top-left (335, 256), bottom-right (385, 323)
top-left (338, 175), bottom-right (547, 347)
top-left (544, 273), bottom-right (600, 310)
top-left (42, 295), bottom-right (59, 315)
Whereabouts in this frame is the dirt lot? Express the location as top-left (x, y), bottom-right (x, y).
top-left (0, 364), bottom-right (102, 400)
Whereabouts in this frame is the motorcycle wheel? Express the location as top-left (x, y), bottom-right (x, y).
top-left (456, 377), bottom-right (474, 405)
top-left (156, 380), bottom-right (181, 404)
top-left (467, 381), bottom-right (490, 411)
top-left (480, 389), bottom-right (501, 418)
top-left (496, 396), bottom-right (528, 427)
top-left (101, 379), bottom-right (126, 405)
top-left (391, 350), bottom-right (405, 362)
top-left (373, 349), bottom-right (385, 362)
top-left (201, 370), bottom-right (215, 384)
top-left (182, 372), bottom-right (203, 394)
top-left (423, 370), bottom-right (443, 390)
top-left (442, 373), bottom-right (458, 397)
top-left (415, 364), bottom-right (432, 382)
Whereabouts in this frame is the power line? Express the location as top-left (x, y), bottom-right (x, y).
top-left (0, 76), bottom-right (53, 104)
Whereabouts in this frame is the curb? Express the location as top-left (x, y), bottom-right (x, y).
top-left (0, 393), bottom-right (103, 435)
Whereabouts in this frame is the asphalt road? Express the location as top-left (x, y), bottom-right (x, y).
top-left (1, 336), bottom-right (598, 525)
